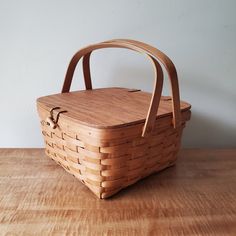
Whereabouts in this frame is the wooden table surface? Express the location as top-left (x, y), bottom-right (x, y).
top-left (0, 149), bottom-right (235, 235)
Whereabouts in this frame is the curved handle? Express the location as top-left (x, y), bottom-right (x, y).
top-left (83, 39), bottom-right (182, 129)
top-left (62, 41), bottom-right (164, 137)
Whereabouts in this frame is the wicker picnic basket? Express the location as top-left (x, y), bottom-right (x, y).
top-left (37, 39), bottom-right (191, 199)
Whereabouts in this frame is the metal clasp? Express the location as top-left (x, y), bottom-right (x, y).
top-left (46, 107), bottom-right (67, 129)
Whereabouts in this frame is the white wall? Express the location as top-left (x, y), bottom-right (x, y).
top-left (0, 0), bottom-right (235, 148)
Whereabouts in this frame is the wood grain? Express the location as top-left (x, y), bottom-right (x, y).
top-left (0, 149), bottom-right (235, 235)
top-left (37, 88), bottom-right (191, 129)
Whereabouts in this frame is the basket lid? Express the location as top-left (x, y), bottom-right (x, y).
top-left (37, 87), bottom-right (191, 129)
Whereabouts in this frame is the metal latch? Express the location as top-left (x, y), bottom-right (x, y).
top-left (46, 107), bottom-right (67, 129)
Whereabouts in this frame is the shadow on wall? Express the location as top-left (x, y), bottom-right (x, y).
top-left (182, 111), bottom-right (236, 148)
top-left (181, 71), bottom-right (236, 148)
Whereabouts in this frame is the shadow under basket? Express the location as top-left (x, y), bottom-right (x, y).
top-left (36, 39), bottom-right (191, 199)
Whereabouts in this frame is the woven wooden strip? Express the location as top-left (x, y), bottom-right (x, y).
top-left (66, 155), bottom-right (79, 164)
top-left (69, 165), bottom-right (85, 174)
top-left (63, 134), bottom-right (85, 148)
top-left (64, 145), bottom-right (107, 160)
top-left (101, 167), bottom-right (128, 178)
top-left (101, 178), bottom-right (125, 188)
top-left (76, 161), bottom-right (102, 171)
top-left (100, 155), bottom-right (129, 165)
top-left (100, 142), bottom-right (132, 153)
top-left (101, 189), bottom-right (122, 199)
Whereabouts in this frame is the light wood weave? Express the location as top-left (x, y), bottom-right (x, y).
top-left (37, 39), bottom-right (191, 199)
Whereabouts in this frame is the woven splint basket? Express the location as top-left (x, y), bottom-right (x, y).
top-left (37, 39), bottom-right (191, 199)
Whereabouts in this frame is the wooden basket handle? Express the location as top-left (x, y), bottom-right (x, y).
top-left (62, 41), bottom-right (165, 137)
top-left (82, 39), bottom-right (182, 130)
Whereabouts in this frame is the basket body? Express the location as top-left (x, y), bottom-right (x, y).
top-left (37, 89), bottom-right (191, 199)
top-left (36, 39), bottom-right (191, 198)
